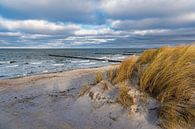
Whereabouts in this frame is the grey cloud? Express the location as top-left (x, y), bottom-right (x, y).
top-left (0, 0), bottom-right (100, 23)
top-left (109, 12), bottom-right (195, 30)
top-left (0, 0), bottom-right (195, 48)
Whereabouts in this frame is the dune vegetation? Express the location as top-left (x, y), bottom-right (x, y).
top-left (117, 83), bottom-right (134, 109)
top-left (137, 45), bottom-right (195, 129)
top-left (91, 45), bottom-right (195, 129)
top-left (93, 71), bottom-right (103, 85)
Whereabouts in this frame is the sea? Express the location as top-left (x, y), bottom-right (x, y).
top-left (0, 48), bottom-right (146, 79)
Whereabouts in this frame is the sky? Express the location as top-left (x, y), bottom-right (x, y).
top-left (0, 0), bottom-right (195, 48)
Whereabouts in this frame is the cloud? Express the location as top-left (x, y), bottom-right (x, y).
top-left (0, 32), bottom-right (23, 37)
top-left (65, 35), bottom-right (115, 46)
top-left (0, 0), bottom-right (100, 23)
top-left (101, 0), bottom-right (195, 19)
top-left (131, 29), bottom-right (170, 36)
top-left (74, 27), bottom-right (120, 36)
top-left (0, 17), bottom-right (80, 34)
top-left (0, 0), bottom-right (195, 48)
top-left (109, 12), bottom-right (195, 30)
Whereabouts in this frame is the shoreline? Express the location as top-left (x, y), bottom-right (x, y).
top-left (0, 65), bottom-right (113, 88)
top-left (0, 64), bottom-right (118, 81)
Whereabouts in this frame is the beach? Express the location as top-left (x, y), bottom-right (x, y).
top-left (1, 0), bottom-right (195, 128)
top-left (0, 45), bottom-right (194, 129)
top-left (0, 66), bottom-right (158, 129)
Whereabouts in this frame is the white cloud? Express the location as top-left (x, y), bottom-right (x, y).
top-left (20, 34), bottom-right (52, 39)
top-left (74, 28), bottom-right (117, 36)
top-left (65, 36), bottom-right (115, 45)
top-left (132, 29), bottom-right (170, 36)
top-left (0, 17), bottom-right (80, 34)
top-left (0, 32), bottom-right (23, 37)
top-left (101, 0), bottom-right (195, 19)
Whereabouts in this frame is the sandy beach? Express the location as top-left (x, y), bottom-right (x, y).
top-left (1, 0), bottom-right (195, 128)
top-left (0, 66), bottom-right (158, 129)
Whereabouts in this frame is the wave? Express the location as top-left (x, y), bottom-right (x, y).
top-left (52, 64), bottom-right (64, 66)
top-left (71, 60), bottom-right (90, 63)
top-left (6, 64), bottom-right (19, 68)
top-left (0, 61), bottom-right (16, 64)
top-left (80, 62), bottom-right (97, 66)
top-left (30, 62), bottom-right (43, 65)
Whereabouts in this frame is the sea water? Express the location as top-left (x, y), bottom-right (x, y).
top-left (0, 48), bottom-right (145, 79)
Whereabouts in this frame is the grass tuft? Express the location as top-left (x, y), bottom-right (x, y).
top-left (93, 71), bottom-right (103, 85)
top-left (113, 56), bottom-right (137, 84)
top-left (117, 84), bottom-right (134, 109)
top-left (78, 84), bottom-right (90, 97)
top-left (101, 81), bottom-right (109, 91)
top-left (106, 66), bottom-right (118, 83)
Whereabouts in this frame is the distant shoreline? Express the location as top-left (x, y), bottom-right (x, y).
top-left (0, 65), bottom-right (115, 80)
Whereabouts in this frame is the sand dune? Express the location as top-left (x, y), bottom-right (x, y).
top-left (0, 66), bottom-right (159, 129)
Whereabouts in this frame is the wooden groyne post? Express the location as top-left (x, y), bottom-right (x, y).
top-left (48, 54), bottom-right (122, 63)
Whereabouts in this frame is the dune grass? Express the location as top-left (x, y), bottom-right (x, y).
top-left (91, 45), bottom-right (195, 129)
top-left (106, 66), bottom-right (118, 83)
top-left (113, 56), bottom-right (137, 84)
top-left (117, 84), bottom-right (134, 109)
top-left (78, 84), bottom-right (90, 97)
top-left (137, 45), bottom-right (195, 129)
top-left (139, 45), bottom-right (194, 102)
top-left (93, 71), bottom-right (103, 85)
top-left (101, 81), bottom-right (109, 91)
top-left (158, 101), bottom-right (195, 129)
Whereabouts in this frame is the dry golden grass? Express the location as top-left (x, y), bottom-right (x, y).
top-left (93, 71), bottom-right (103, 85)
top-left (101, 81), bottom-right (109, 91)
top-left (106, 66), bottom-right (118, 83)
top-left (158, 101), bottom-right (195, 129)
top-left (78, 84), bottom-right (90, 97)
top-left (91, 44), bottom-right (195, 129)
top-left (135, 48), bottom-right (157, 75)
top-left (136, 48), bottom-right (157, 65)
top-left (113, 56), bottom-right (137, 84)
top-left (138, 45), bottom-right (195, 129)
top-left (139, 46), bottom-right (194, 101)
top-left (117, 84), bottom-right (134, 109)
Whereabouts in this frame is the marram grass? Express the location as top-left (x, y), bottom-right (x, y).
top-left (113, 56), bottom-right (137, 84)
top-left (106, 66), bottom-right (118, 83)
top-left (78, 84), bottom-right (90, 97)
top-left (93, 71), bottom-right (103, 85)
top-left (117, 83), bottom-right (134, 109)
top-left (137, 45), bottom-right (195, 129)
top-left (92, 45), bottom-right (195, 129)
